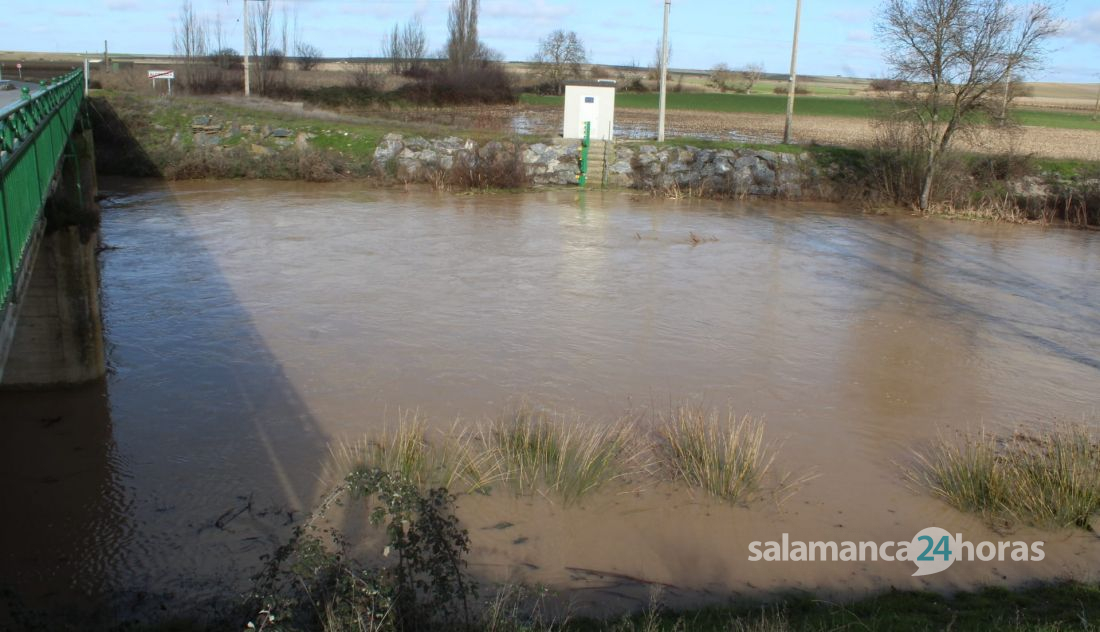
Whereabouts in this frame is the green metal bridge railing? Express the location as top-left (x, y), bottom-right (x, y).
top-left (0, 69), bottom-right (85, 306)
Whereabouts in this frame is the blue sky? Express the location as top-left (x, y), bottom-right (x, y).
top-left (4, 0), bottom-right (1100, 82)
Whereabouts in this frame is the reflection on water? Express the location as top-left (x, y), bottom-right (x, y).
top-left (1, 181), bottom-right (1098, 617)
top-left (0, 381), bottom-right (124, 609)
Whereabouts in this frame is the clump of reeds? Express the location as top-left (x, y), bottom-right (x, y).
top-left (324, 411), bottom-right (497, 494)
top-left (485, 403), bottom-right (641, 504)
top-left (908, 423), bottom-right (1100, 530)
top-left (322, 403), bottom-right (804, 506)
top-left (908, 428), bottom-right (1003, 515)
top-left (654, 405), bottom-right (778, 504)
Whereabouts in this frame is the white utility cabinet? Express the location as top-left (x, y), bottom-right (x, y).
top-left (562, 80), bottom-right (616, 141)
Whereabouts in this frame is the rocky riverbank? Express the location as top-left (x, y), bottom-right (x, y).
top-left (88, 92), bottom-right (1097, 225)
top-left (371, 133), bottom-right (828, 198)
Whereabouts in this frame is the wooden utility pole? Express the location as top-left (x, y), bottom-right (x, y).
top-left (103, 40), bottom-right (109, 73)
top-left (782, 0), bottom-right (802, 145)
top-left (657, 0), bottom-right (671, 142)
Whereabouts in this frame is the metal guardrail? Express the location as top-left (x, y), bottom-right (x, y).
top-left (0, 69), bottom-right (84, 305)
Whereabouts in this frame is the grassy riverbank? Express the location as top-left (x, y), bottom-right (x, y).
top-left (8, 581), bottom-right (1100, 631)
top-left (86, 91), bottom-right (1100, 225)
top-left (588, 582), bottom-right (1100, 631)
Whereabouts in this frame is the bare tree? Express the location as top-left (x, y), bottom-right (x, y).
top-left (173, 0), bottom-right (208, 91)
top-left (997, 71), bottom-right (1030, 123)
top-left (383, 17), bottom-right (428, 75)
top-left (709, 63), bottom-right (734, 92)
top-left (403, 18), bottom-right (428, 74)
top-left (532, 30), bottom-right (587, 94)
top-left (740, 62), bottom-right (765, 93)
top-left (877, 0), bottom-right (1059, 210)
top-left (446, 0), bottom-right (483, 71)
top-left (382, 24), bottom-right (403, 74)
top-left (650, 41), bottom-right (671, 81)
top-left (710, 62), bottom-right (764, 93)
top-left (296, 43), bottom-right (323, 71)
top-left (212, 13), bottom-right (225, 55)
top-left (246, 0), bottom-right (286, 90)
top-left (280, 3), bottom-right (290, 68)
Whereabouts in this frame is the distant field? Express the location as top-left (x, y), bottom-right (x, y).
top-left (1014, 108), bottom-right (1100, 130)
top-left (523, 92), bottom-right (880, 118)
top-left (521, 92), bottom-right (1100, 131)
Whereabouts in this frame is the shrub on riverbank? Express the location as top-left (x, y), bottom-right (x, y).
top-left (814, 140), bottom-right (1100, 226)
top-left (250, 468), bottom-right (476, 632)
top-left (907, 423), bottom-right (1100, 530)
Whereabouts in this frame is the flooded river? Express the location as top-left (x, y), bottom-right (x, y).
top-left (2, 180), bottom-right (1099, 617)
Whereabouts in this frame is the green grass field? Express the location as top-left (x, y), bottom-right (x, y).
top-left (1014, 108), bottom-right (1100, 130)
top-left (522, 92), bottom-right (879, 118)
top-left (520, 93), bottom-right (1100, 131)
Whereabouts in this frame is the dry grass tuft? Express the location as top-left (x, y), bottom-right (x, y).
top-left (655, 405), bottom-right (788, 504)
top-left (322, 403), bottom-right (808, 507)
top-left (324, 410), bottom-right (498, 494)
top-left (907, 423), bottom-right (1100, 530)
top-left (485, 403), bottom-right (643, 504)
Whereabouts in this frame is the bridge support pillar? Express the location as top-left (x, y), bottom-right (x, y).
top-left (1, 128), bottom-right (105, 389)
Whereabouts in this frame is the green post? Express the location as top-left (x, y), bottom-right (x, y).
top-left (578, 121), bottom-right (591, 187)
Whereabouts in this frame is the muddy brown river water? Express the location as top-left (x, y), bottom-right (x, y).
top-left (2, 180), bottom-right (1099, 618)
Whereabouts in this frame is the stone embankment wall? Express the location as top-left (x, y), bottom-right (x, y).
top-left (371, 134), bottom-right (825, 196)
top-left (606, 145), bottom-right (820, 196)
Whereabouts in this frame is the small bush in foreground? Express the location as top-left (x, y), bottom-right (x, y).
top-left (250, 468), bottom-right (474, 632)
top-left (908, 424), bottom-right (1100, 530)
top-left (347, 469), bottom-right (476, 630)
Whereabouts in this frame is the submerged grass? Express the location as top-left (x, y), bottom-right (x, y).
top-left (324, 411), bottom-right (498, 494)
top-left (323, 403), bottom-right (802, 506)
top-left (655, 406), bottom-right (781, 504)
top-left (908, 423), bottom-right (1100, 530)
top-left (486, 404), bottom-right (642, 504)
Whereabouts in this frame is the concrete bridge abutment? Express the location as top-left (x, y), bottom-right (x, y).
top-left (1, 126), bottom-right (106, 389)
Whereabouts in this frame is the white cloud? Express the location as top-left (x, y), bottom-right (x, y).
top-left (829, 8), bottom-right (872, 22)
top-left (1062, 9), bottom-right (1100, 46)
top-left (846, 29), bottom-right (872, 43)
top-left (106, 0), bottom-right (139, 11)
top-left (339, 4), bottom-right (395, 18)
top-left (483, 0), bottom-right (573, 22)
